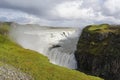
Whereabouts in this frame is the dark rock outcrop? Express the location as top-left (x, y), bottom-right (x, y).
top-left (75, 24), bottom-right (120, 80)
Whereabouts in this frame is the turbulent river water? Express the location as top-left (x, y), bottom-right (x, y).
top-left (10, 23), bottom-right (81, 69)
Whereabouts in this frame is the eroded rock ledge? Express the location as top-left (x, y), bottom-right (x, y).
top-left (75, 24), bottom-right (120, 80)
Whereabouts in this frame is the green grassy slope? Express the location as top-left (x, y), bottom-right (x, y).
top-left (77, 24), bottom-right (120, 55)
top-left (0, 22), bottom-right (103, 80)
top-left (84, 24), bottom-right (120, 34)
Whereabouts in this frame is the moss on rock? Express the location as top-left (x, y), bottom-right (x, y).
top-left (75, 24), bottom-right (120, 80)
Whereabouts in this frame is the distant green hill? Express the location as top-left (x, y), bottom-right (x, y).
top-left (0, 22), bottom-right (103, 80)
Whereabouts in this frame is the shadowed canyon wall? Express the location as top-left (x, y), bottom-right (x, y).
top-left (75, 24), bottom-right (120, 80)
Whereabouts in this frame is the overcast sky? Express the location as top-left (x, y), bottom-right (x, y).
top-left (0, 0), bottom-right (120, 27)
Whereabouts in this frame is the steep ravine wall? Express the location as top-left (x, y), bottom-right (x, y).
top-left (75, 24), bottom-right (120, 80)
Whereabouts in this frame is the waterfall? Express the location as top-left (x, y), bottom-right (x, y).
top-left (9, 23), bottom-right (80, 69)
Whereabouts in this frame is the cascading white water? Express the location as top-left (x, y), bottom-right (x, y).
top-left (9, 23), bottom-right (80, 69)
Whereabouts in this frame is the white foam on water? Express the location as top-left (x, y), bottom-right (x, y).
top-left (9, 23), bottom-right (81, 69)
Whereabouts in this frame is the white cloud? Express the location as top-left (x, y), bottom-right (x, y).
top-left (104, 0), bottom-right (120, 14)
top-left (0, 8), bottom-right (42, 24)
top-left (52, 1), bottom-right (95, 20)
top-left (0, 0), bottom-right (120, 27)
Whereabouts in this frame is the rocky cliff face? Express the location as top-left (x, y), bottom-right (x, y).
top-left (75, 24), bottom-right (120, 80)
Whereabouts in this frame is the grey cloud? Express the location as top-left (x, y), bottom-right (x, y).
top-left (0, 16), bottom-right (8, 21)
top-left (0, 0), bottom-right (68, 17)
top-left (0, 0), bottom-right (46, 16)
top-left (0, 0), bottom-right (120, 27)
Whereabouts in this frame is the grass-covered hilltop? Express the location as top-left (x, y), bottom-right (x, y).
top-left (75, 24), bottom-right (120, 80)
top-left (0, 22), bottom-right (103, 80)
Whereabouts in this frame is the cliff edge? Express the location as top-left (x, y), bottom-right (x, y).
top-left (75, 24), bottom-right (120, 80)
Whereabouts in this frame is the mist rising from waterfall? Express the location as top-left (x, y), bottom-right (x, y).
top-left (9, 23), bottom-right (81, 69)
